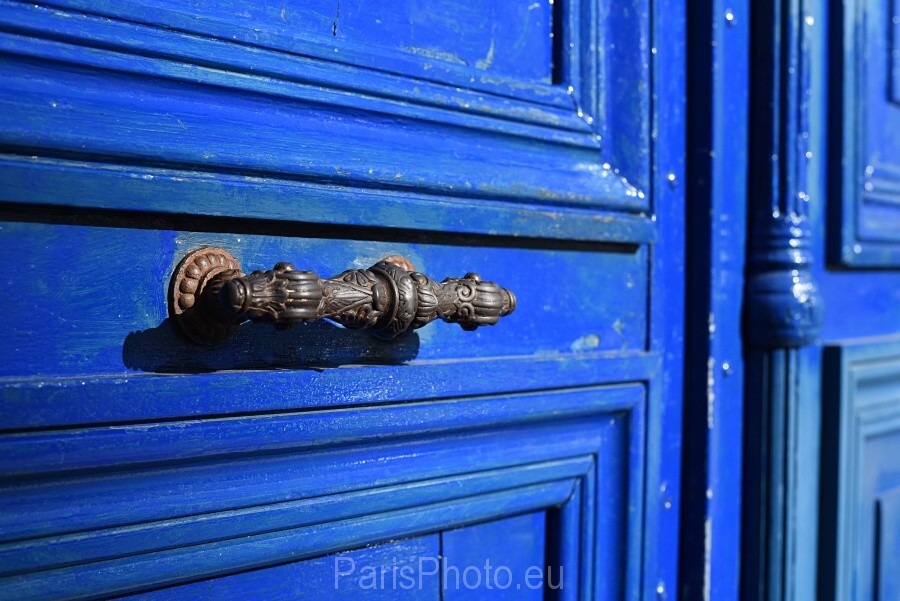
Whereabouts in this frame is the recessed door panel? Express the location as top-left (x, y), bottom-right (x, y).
top-left (877, 487), bottom-right (900, 601)
top-left (821, 341), bottom-right (900, 601)
top-left (441, 512), bottom-right (547, 600)
top-left (0, 386), bottom-right (643, 599)
top-left (0, 0), bottom-right (651, 212)
top-left (833, 0), bottom-right (900, 264)
top-left (118, 537), bottom-right (442, 600)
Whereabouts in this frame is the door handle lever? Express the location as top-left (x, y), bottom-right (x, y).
top-left (170, 247), bottom-right (516, 345)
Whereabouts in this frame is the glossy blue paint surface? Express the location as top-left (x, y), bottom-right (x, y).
top-left (740, 3), bottom-right (824, 601)
top-left (831, 0), bottom-right (900, 264)
top-left (0, 0), bottom-right (650, 211)
top-left (682, 1), bottom-right (748, 600)
top-left (0, 386), bottom-right (644, 599)
top-left (815, 0), bottom-right (900, 339)
top-left (0, 222), bottom-right (649, 380)
top-left (129, 0), bottom-right (557, 83)
top-left (820, 341), bottom-right (900, 601)
top-left (643, 0), bottom-right (686, 596)
top-left (0, 0), bottom-right (686, 599)
top-left (811, 0), bottom-right (900, 598)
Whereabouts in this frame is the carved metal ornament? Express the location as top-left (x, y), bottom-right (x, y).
top-left (170, 247), bottom-right (516, 345)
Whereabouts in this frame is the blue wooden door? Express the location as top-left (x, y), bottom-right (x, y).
top-left (716, 1), bottom-right (900, 600)
top-left (0, 0), bottom-right (686, 599)
top-left (816, 0), bottom-right (900, 599)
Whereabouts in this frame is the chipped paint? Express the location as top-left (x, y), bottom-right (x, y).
top-left (475, 38), bottom-right (496, 70)
top-left (570, 333), bottom-right (601, 352)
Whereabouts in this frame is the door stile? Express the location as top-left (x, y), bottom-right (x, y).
top-left (742, 1), bottom-right (824, 600)
top-left (681, 1), bottom-right (750, 599)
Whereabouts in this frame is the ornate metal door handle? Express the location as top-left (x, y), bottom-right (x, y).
top-left (170, 247), bottom-right (517, 345)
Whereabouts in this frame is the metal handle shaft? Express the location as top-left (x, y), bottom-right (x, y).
top-left (170, 247), bottom-right (516, 345)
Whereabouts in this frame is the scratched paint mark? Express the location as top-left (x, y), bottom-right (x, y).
top-left (475, 38), bottom-right (496, 70)
top-left (332, 0), bottom-right (341, 36)
top-left (402, 46), bottom-right (468, 66)
top-left (703, 518), bottom-right (712, 601)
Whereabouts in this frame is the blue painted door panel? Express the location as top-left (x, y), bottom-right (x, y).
top-left (0, 0), bottom-right (650, 212)
top-left (0, 222), bottom-right (648, 385)
top-left (0, 0), bottom-right (686, 598)
top-left (877, 487), bottom-right (900, 601)
top-left (441, 513), bottom-right (548, 599)
top-left (123, 0), bottom-right (559, 84)
top-left (812, 0), bottom-right (900, 598)
top-left (832, 0), bottom-right (900, 264)
top-left (821, 341), bottom-right (900, 601)
top-left (119, 514), bottom-right (554, 600)
top-left (118, 536), bottom-right (443, 600)
top-left (0, 386), bottom-right (645, 599)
